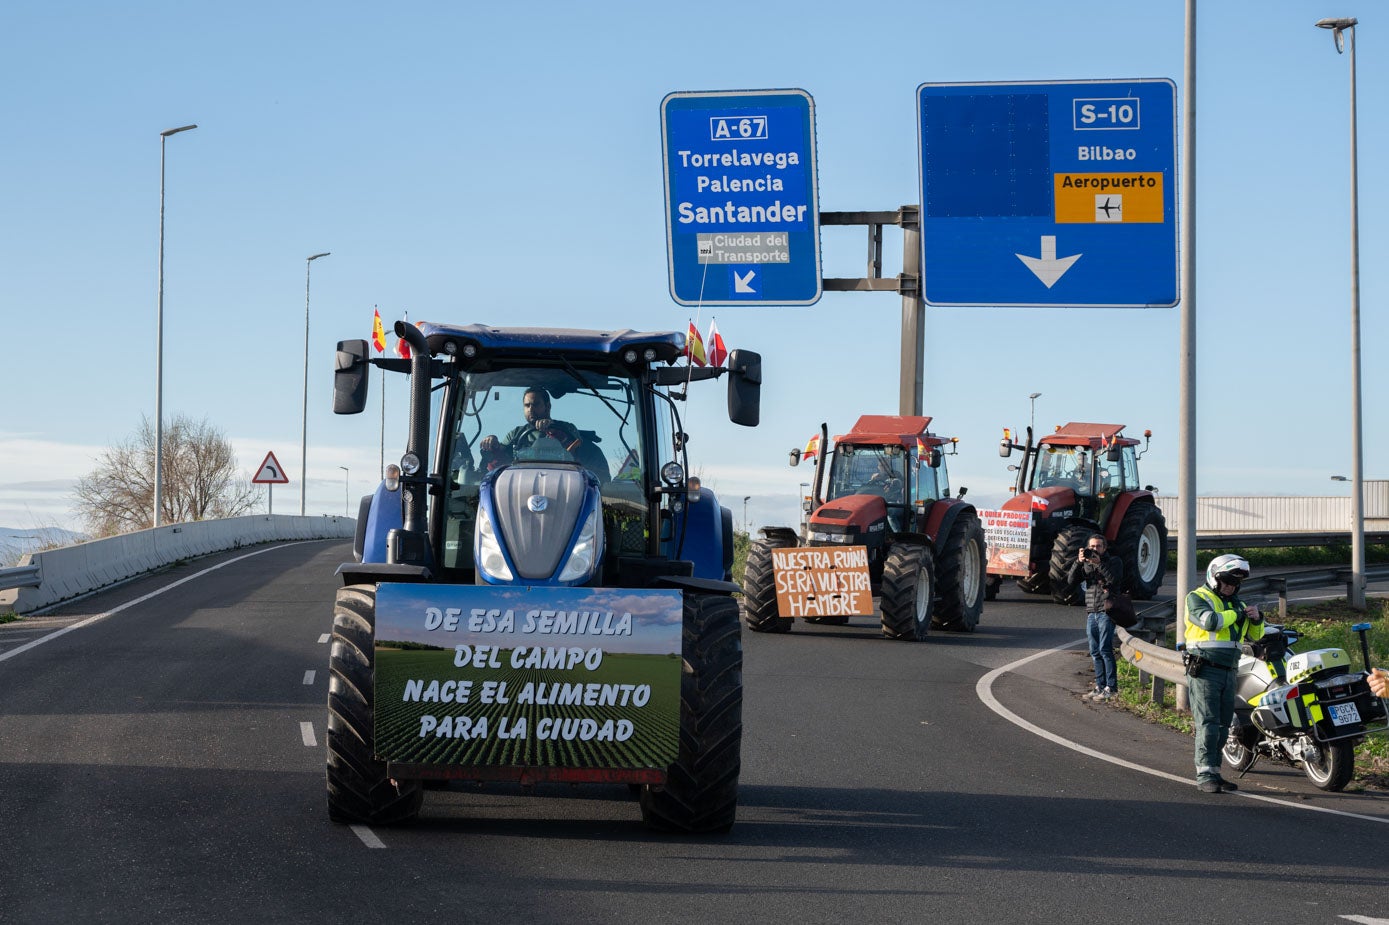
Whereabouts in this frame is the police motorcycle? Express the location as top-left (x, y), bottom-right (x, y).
top-left (1222, 620), bottom-right (1388, 791)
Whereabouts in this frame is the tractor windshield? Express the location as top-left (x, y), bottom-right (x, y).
top-left (1031, 445), bottom-right (1094, 496)
top-left (438, 366), bottom-right (650, 571)
top-left (826, 444), bottom-right (907, 505)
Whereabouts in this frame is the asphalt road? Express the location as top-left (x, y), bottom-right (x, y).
top-left (2, 541), bottom-right (1387, 925)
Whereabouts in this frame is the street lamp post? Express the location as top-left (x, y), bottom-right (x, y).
top-left (799, 482), bottom-right (810, 526)
top-left (743, 496), bottom-right (751, 535)
top-left (338, 466), bottom-right (349, 516)
top-left (1316, 16), bottom-right (1365, 609)
top-left (301, 252), bottom-right (331, 515)
top-left (1028, 392), bottom-right (1042, 433)
top-left (154, 123), bottom-right (197, 529)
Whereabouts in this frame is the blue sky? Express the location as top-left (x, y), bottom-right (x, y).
top-left (2, 1), bottom-right (1382, 535)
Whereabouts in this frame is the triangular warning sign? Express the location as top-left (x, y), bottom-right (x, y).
top-left (252, 451), bottom-right (289, 484)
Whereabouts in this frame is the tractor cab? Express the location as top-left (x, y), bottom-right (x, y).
top-left (805, 415), bottom-right (955, 561)
top-left (995, 421), bottom-right (1167, 602)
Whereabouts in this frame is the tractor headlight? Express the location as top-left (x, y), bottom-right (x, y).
top-left (557, 504), bottom-right (603, 582)
top-left (475, 505), bottom-right (513, 581)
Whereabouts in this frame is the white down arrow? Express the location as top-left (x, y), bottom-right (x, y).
top-left (1015, 236), bottom-right (1082, 288)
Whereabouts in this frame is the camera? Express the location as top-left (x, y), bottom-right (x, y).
top-left (1083, 549), bottom-right (1097, 560)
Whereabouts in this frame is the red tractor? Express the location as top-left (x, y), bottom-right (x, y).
top-left (744, 415), bottom-right (986, 639)
top-left (989, 422), bottom-right (1167, 604)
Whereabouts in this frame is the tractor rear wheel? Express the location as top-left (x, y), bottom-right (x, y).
top-left (1048, 525), bottom-right (1096, 605)
top-left (326, 584), bottom-right (424, 825)
top-left (640, 593), bottom-right (742, 832)
top-left (880, 543), bottom-right (934, 640)
top-left (933, 511), bottom-right (985, 632)
top-left (1113, 503), bottom-right (1168, 600)
top-left (743, 537), bottom-right (794, 633)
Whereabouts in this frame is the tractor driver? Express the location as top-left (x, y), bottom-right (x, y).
top-left (866, 456), bottom-right (904, 504)
top-left (479, 387), bottom-right (582, 467)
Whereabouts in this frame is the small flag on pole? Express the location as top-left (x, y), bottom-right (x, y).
top-left (395, 311), bottom-right (412, 360)
top-left (803, 434), bottom-right (820, 460)
top-left (916, 435), bottom-right (929, 456)
top-left (686, 321), bottom-right (707, 367)
top-left (371, 308), bottom-right (386, 354)
top-left (706, 318), bottom-right (728, 368)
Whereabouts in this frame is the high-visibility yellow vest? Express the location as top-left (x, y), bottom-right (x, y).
top-left (1185, 586), bottom-right (1263, 648)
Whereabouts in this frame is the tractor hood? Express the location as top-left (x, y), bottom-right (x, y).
top-left (809, 493), bottom-right (888, 532)
top-left (1002, 486), bottom-right (1075, 514)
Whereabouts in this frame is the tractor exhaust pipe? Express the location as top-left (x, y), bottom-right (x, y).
top-left (397, 320), bottom-right (432, 541)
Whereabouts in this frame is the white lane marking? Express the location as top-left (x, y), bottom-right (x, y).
top-left (303, 670), bottom-right (316, 685)
top-left (318, 634), bottom-right (330, 644)
top-left (351, 825), bottom-right (386, 849)
top-left (300, 722), bottom-right (317, 747)
top-left (1340, 917), bottom-right (1389, 924)
top-left (0, 544), bottom-right (306, 664)
top-left (976, 638), bottom-right (1389, 826)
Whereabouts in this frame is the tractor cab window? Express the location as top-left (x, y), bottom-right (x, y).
top-left (1097, 450), bottom-right (1125, 495)
top-left (1033, 445), bottom-right (1094, 496)
top-left (439, 366), bottom-right (649, 571)
top-left (828, 445), bottom-right (906, 505)
top-left (913, 449), bottom-right (942, 503)
top-left (1120, 445), bottom-right (1140, 491)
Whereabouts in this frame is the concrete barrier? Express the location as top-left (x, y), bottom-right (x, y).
top-left (2, 515), bottom-right (354, 614)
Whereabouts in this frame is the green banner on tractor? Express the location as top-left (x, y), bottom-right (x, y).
top-left (373, 583), bottom-right (682, 769)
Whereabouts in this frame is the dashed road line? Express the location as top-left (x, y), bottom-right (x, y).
top-left (351, 825), bottom-right (386, 848)
top-left (303, 669), bottom-right (316, 685)
top-left (300, 721), bottom-right (317, 747)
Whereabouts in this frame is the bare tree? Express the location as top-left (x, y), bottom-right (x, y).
top-left (73, 415), bottom-right (259, 537)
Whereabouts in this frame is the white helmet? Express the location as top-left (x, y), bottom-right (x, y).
top-left (1205, 554), bottom-right (1250, 590)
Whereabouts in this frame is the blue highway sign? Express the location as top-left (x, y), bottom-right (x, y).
top-left (917, 79), bottom-right (1177, 308)
top-left (662, 89), bottom-right (821, 306)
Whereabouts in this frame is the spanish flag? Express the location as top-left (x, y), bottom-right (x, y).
top-left (686, 321), bottom-right (707, 367)
top-left (803, 434), bottom-right (820, 460)
top-left (371, 308), bottom-right (386, 354)
top-left (916, 435), bottom-right (928, 456)
top-left (395, 311), bottom-right (412, 360)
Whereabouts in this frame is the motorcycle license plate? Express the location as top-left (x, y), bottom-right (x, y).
top-left (1329, 702), bottom-right (1361, 727)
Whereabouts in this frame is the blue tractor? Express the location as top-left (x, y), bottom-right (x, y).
top-left (326, 321), bottom-right (760, 832)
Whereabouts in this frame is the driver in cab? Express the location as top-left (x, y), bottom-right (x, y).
top-left (480, 387), bottom-right (581, 467)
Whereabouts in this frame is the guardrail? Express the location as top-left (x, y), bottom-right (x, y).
top-left (0, 564), bottom-right (40, 590)
top-left (1119, 562), bottom-right (1389, 695)
top-left (1172, 530), bottom-right (1389, 552)
top-left (0, 514), bottom-right (355, 614)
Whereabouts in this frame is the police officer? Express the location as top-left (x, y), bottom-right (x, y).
top-left (1184, 554), bottom-right (1264, 793)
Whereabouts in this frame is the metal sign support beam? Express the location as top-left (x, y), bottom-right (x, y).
top-left (822, 205), bottom-right (924, 415)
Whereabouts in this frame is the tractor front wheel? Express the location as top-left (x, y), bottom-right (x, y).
top-left (743, 537), bottom-right (795, 633)
top-left (326, 584), bottom-right (424, 825)
top-left (933, 512), bottom-right (985, 632)
top-left (880, 543), bottom-right (934, 640)
top-left (640, 593), bottom-right (743, 832)
top-left (1048, 525), bottom-right (1096, 606)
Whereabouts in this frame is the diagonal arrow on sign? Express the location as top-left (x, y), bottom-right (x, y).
top-left (733, 270), bottom-right (757, 294)
top-left (1015, 235), bottom-right (1082, 289)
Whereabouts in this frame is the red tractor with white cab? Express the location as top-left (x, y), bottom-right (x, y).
top-left (743, 415), bottom-right (985, 639)
top-left (989, 422), bottom-right (1167, 604)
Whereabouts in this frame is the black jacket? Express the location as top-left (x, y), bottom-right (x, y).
top-left (1066, 553), bottom-right (1123, 613)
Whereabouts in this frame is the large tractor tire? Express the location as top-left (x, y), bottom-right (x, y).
top-left (1113, 503), bottom-right (1168, 600)
top-left (933, 511), bottom-right (985, 632)
top-left (326, 584), bottom-right (424, 825)
top-left (640, 593), bottom-right (743, 832)
top-left (742, 536), bottom-right (795, 634)
top-left (1016, 528), bottom-right (1056, 595)
top-left (879, 543), bottom-right (934, 641)
top-left (1048, 525), bottom-right (1097, 606)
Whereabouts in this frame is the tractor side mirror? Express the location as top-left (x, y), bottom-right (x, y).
top-left (333, 339), bottom-right (370, 414)
top-left (928, 448), bottom-right (943, 468)
top-left (727, 349), bottom-right (762, 427)
top-left (788, 447), bottom-right (802, 467)
top-left (1106, 446), bottom-right (1122, 463)
top-left (957, 486), bottom-right (968, 499)
top-left (999, 439), bottom-right (1013, 458)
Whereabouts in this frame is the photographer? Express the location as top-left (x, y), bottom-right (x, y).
top-left (1066, 535), bottom-right (1123, 702)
